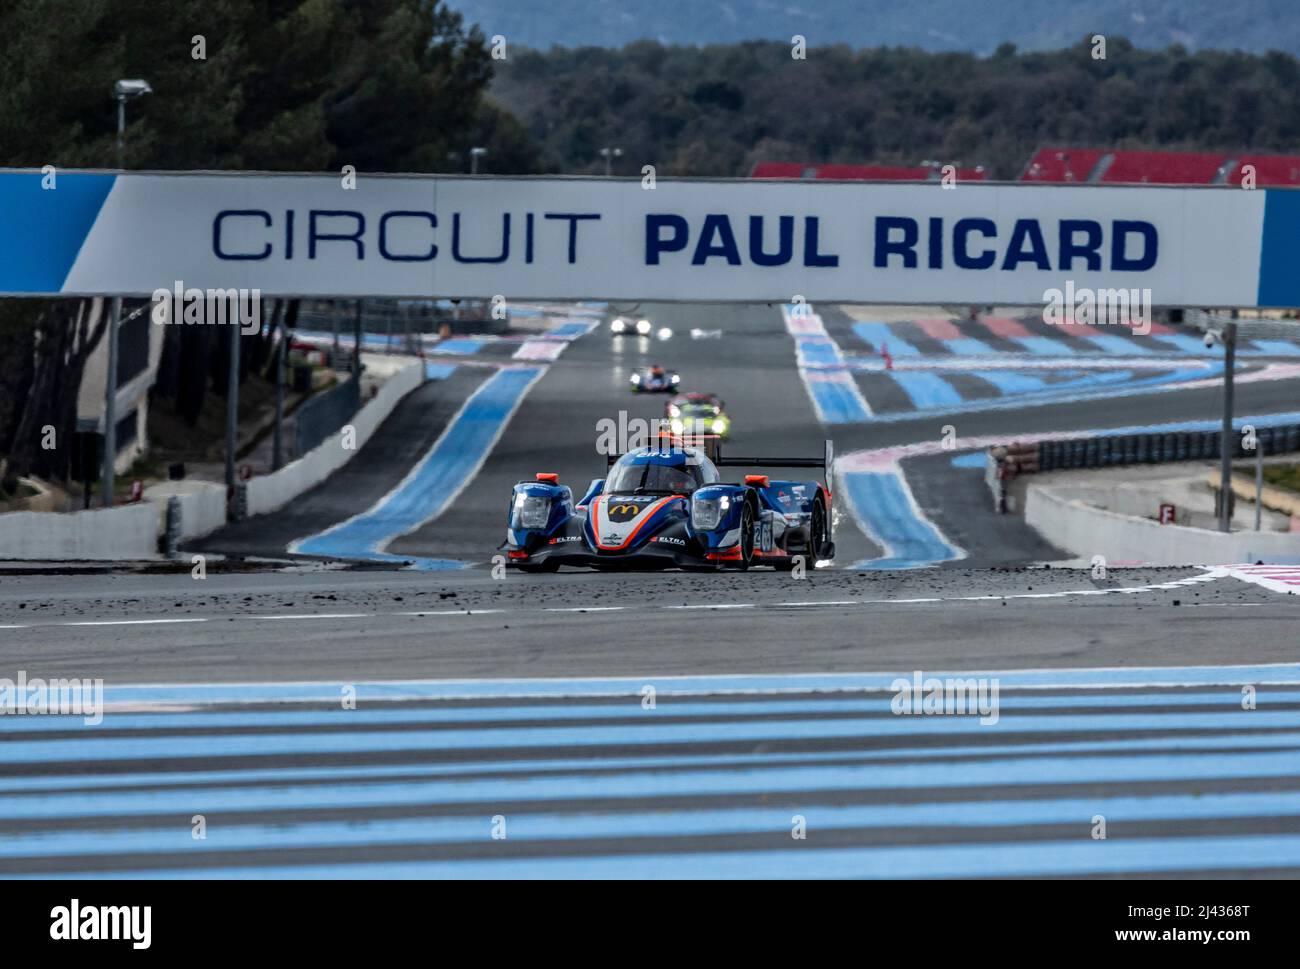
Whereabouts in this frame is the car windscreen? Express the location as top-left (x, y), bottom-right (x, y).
top-left (606, 460), bottom-right (700, 494)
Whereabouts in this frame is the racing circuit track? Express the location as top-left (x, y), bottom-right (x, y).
top-left (5, 302), bottom-right (1300, 878)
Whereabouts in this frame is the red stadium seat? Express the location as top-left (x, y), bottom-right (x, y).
top-left (1020, 147), bottom-right (1107, 182)
top-left (1099, 150), bottom-right (1228, 185)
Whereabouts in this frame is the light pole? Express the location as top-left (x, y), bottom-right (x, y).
top-left (101, 79), bottom-right (151, 508)
top-left (470, 147), bottom-right (488, 175)
top-left (599, 146), bottom-right (623, 176)
top-left (1208, 320), bottom-right (1238, 533)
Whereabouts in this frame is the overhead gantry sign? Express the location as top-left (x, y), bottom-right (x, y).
top-left (2, 170), bottom-right (1297, 306)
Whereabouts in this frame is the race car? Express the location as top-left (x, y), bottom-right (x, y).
top-left (630, 365), bottom-right (680, 393)
top-left (666, 392), bottom-right (730, 439)
top-left (500, 435), bottom-right (834, 572)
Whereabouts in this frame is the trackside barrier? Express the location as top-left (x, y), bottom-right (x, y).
top-left (144, 480), bottom-right (227, 545)
top-left (0, 502), bottom-right (158, 561)
top-left (242, 359), bottom-right (424, 518)
top-left (1026, 483), bottom-right (1300, 565)
top-left (990, 425), bottom-right (1300, 511)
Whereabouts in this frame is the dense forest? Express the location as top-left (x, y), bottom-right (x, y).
top-left (453, 0), bottom-right (1300, 56)
top-left (489, 37), bottom-right (1300, 178)
top-left (0, 0), bottom-right (538, 486)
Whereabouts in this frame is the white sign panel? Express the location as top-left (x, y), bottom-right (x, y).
top-left (2, 170), bottom-right (1295, 306)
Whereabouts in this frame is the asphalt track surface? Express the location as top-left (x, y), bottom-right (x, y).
top-left (6, 302), bottom-right (1300, 878)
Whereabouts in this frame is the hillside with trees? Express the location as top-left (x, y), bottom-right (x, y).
top-left (0, 0), bottom-right (538, 489)
top-left (489, 37), bottom-right (1300, 178)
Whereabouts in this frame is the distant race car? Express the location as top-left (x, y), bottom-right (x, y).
top-left (630, 366), bottom-right (680, 393)
top-left (666, 392), bottom-right (730, 439)
top-left (610, 317), bottom-right (653, 336)
top-left (499, 435), bottom-right (835, 572)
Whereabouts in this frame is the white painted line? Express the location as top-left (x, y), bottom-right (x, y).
top-left (60, 618), bottom-right (209, 627)
top-left (544, 606), bottom-right (626, 613)
top-left (668, 603), bottom-right (755, 610)
top-left (773, 600), bottom-right (860, 607)
top-left (247, 613), bottom-right (373, 621)
top-left (397, 610), bottom-right (505, 617)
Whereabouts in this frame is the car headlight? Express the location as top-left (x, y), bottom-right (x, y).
top-left (670, 373), bottom-right (680, 384)
top-left (512, 494), bottom-right (552, 529)
top-left (636, 319), bottom-right (652, 335)
top-left (712, 418), bottom-right (728, 434)
top-left (668, 405), bottom-right (681, 417)
top-left (670, 419), bottom-right (684, 433)
top-left (630, 373), bottom-right (641, 384)
top-left (610, 318), bottom-right (626, 333)
top-left (691, 493), bottom-right (730, 531)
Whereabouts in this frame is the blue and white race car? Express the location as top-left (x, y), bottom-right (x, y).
top-left (500, 436), bottom-right (834, 572)
top-left (629, 366), bottom-right (679, 393)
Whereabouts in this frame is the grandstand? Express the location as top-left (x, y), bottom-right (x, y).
top-left (750, 161), bottom-right (987, 181)
top-left (753, 147), bottom-right (1300, 186)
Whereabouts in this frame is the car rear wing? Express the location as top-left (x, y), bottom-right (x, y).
top-left (715, 439), bottom-right (835, 492)
top-left (608, 434), bottom-right (835, 492)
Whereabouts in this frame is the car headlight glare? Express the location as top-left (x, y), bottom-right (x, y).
top-left (712, 418), bottom-right (727, 434)
top-left (691, 493), bottom-right (729, 531)
top-left (630, 373), bottom-right (641, 384)
top-left (636, 319), bottom-right (652, 334)
top-left (512, 494), bottom-right (552, 530)
top-left (610, 318), bottom-right (626, 333)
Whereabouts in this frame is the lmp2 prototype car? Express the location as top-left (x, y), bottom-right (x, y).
top-left (666, 392), bottom-right (730, 439)
top-left (630, 366), bottom-right (680, 393)
top-left (500, 436), bottom-right (834, 572)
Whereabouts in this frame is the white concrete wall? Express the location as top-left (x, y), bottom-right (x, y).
top-left (0, 503), bottom-right (158, 561)
top-left (1026, 483), bottom-right (1300, 565)
top-left (144, 480), bottom-right (227, 541)
top-left (245, 359), bottom-right (423, 517)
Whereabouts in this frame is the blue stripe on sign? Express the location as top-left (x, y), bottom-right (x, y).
top-left (885, 371), bottom-right (964, 409)
top-left (966, 370), bottom-right (1045, 395)
top-left (294, 366), bottom-right (543, 566)
top-left (0, 173), bottom-right (116, 293)
top-left (1258, 189), bottom-right (1300, 306)
top-left (1013, 335), bottom-right (1077, 356)
top-left (58, 834), bottom-right (1300, 879)
top-left (10, 789), bottom-right (1300, 861)
top-left (841, 470), bottom-right (962, 569)
top-left (950, 452), bottom-right (987, 468)
top-left (853, 322), bottom-right (921, 356)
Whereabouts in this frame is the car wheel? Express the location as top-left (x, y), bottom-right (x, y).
top-left (807, 493), bottom-right (831, 564)
top-left (731, 502), bottom-right (755, 571)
